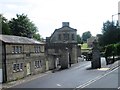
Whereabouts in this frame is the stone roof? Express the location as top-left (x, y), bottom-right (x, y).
top-left (0, 35), bottom-right (45, 44)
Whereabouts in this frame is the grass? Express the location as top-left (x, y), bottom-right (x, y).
top-left (81, 43), bottom-right (89, 49)
top-left (81, 43), bottom-right (91, 53)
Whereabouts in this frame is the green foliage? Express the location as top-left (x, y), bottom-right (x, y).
top-left (77, 34), bottom-right (81, 44)
top-left (102, 21), bottom-right (113, 34)
top-left (9, 14), bottom-right (38, 37)
top-left (81, 43), bottom-right (88, 49)
top-left (105, 44), bottom-right (115, 57)
top-left (99, 20), bottom-right (120, 46)
top-left (82, 31), bottom-right (92, 42)
top-left (115, 43), bottom-right (120, 56)
top-left (0, 14), bottom-right (11, 35)
top-left (6, 13), bottom-right (43, 41)
top-left (33, 33), bottom-right (42, 41)
top-left (105, 43), bottom-right (120, 57)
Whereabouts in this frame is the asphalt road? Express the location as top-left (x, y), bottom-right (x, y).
top-left (79, 66), bottom-right (119, 89)
top-left (12, 58), bottom-right (111, 88)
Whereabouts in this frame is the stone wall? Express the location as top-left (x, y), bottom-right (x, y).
top-left (4, 43), bottom-right (46, 82)
top-left (46, 22), bottom-right (79, 70)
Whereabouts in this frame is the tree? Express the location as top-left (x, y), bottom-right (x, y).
top-left (82, 31), bottom-right (92, 42)
top-left (96, 34), bottom-right (103, 46)
top-left (102, 20), bottom-right (113, 34)
top-left (77, 34), bottom-right (81, 44)
top-left (99, 20), bottom-right (120, 46)
top-left (8, 14), bottom-right (42, 41)
top-left (9, 14), bottom-right (37, 37)
top-left (115, 43), bottom-right (120, 56)
top-left (0, 14), bottom-right (11, 35)
top-left (33, 33), bottom-right (42, 41)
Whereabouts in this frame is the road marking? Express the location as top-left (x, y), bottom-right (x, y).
top-left (57, 84), bottom-right (61, 87)
top-left (72, 62), bottom-right (90, 70)
top-left (76, 75), bottom-right (102, 88)
top-left (75, 66), bottom-right (119, 88)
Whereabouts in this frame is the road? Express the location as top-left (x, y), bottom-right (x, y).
top-left (11, 58), bottom-right (114, 88)
top-left (78, 66), bottom-right (119, 89)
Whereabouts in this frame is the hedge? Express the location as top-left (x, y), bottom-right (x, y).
top-left (115, 43), bottom-right (120, 56)
top-left (105, 43), bottom-right (120, 57)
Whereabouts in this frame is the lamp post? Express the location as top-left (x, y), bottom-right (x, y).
top-left (112, 13), bottom-right (120, 27)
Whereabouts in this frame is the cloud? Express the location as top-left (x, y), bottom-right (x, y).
top-left (0, 0), bottom-right (119, 38)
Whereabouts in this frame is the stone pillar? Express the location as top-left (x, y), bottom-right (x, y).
top-left (77, 45), bottom-right (81, 57)
top-left (91, 40), bottom-right (101, 69)
top-left (71, 45), bottom-right (77, 64)
top-left (60, 48), bottom-right (69, 69)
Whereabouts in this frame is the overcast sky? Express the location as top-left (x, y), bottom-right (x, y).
top-left (0, 0), bottom-right (119, 38)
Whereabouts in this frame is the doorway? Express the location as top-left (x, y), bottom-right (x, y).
top-left (26, 63), bottom-right (31, 75)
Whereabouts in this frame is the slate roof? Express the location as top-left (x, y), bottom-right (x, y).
top-left (0, 35), bottom-right (45, 44)
top-left (50, 26), bottom-right (77, 39)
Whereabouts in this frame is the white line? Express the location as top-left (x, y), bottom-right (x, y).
top-left (76, 75), bottom-right (102, 88)
top-left (76, 66), bottom-right (119, 88)
top-left (72, 62), bottom-right (90, 70)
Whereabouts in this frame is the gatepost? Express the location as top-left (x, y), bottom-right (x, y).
top-left (91, 40), bottom-right (101, 69)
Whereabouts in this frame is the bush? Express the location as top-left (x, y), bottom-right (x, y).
top-left (115, 43), bottom-right (120, 56)
top-left (105, 44), bottom-right (115, 57)
top-left (104, 43), bottom-right (120, 64)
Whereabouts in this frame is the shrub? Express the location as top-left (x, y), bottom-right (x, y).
top-left (115, 43), bottom-right (120, 56)
top-left (105, 44), bottom-right (115, 57)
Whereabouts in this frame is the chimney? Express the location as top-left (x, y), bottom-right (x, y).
top-left (62, 22), bottom-right (69, 27)
top-left (27, 33), bottom-right (33, 38)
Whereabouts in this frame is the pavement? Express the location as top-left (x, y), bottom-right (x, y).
top-left (2, 70), bottom-right (52, 89)
top-left (1, 59), bottom-right (120, 89)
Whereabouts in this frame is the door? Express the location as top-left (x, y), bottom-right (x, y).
top-left (26, 63), bottom-right (31, 75)
top-left (46, 61), bottom-right (49, 71)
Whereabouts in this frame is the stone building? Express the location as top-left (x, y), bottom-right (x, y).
top-left (87, 36), bottom-right (96, 48)
top-left (0, 35), bottom-right (46, 83)
top-left (46, 22), bottom-right (78, 69)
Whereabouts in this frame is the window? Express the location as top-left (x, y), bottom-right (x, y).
top-left (19, 46), bottom-right (22, 53)
top-left (63, 33), bottom-right (69, 40)
top-left (26, 53), bottom-right (30, 57)
top-left (40, 46), bottom-right (44, 53)
top-left (34, 60), bottom-right (42, 68)
top-left (58, 34), bottom-right (61, 40)
top-left (16, 64), bottom-right (19, 71)
top-left (12, 46), bottom-right (22, 54)
top-left (13, 63), bottom-right (23, 72)
top-left (13, 64), bottom-right (16, 72)
top-left (34, 46), bottom-right (41, 53)
top-left (38, 46), bottom-right (40, 52)
top-left (34, 46), bottom-right (37, 53)
top-left (15, 46), bottom-right (19, 53)
top-left (72, 34), bottom-right (75, 40)
top-left (12, 46), bottom-right (15, 53)
top-left (20, 63), bottom-right (23, 71)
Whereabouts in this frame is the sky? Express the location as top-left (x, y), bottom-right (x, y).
top-left (0, 0), bottom-right (119, 38)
